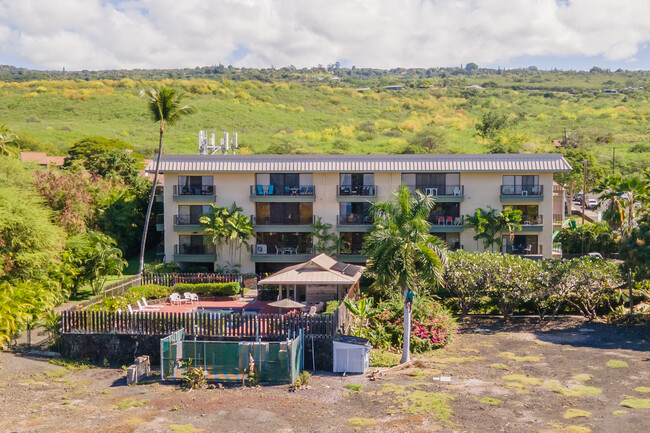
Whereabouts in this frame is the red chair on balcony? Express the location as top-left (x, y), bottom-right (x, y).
top-left (438, 216), bottom-right (444, 225)
top-left (446, 216), bottom-right (453, 225)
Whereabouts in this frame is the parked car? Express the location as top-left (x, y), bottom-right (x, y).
top-left (587, 198), bottom-right (599, 209)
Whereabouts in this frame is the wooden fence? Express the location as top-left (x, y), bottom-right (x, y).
top-left (103, 274), bottom-right (143, 298)
top-left (61, 310), bottom-right (337, 338)
top-left (141, 273), bottom-right (243, 287)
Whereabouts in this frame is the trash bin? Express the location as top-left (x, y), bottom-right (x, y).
top-left (333, 335), bottom-right (372, 374)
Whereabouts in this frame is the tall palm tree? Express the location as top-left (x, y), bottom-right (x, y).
top-left (363, 185), bottom-right (447, 363)
top-left (138, 88), bottom-right (195, 274)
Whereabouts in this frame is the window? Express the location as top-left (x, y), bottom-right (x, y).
top-left (256, 232), bottom-right (312, 254)
top-left (502, 175), bottom-right (539, 195)
top-left (503, 205), bottom-right (540, 224)
top-left (401, 173), bottom-right (460, 195)
top-left (178, 176), bottom-right (214, 195)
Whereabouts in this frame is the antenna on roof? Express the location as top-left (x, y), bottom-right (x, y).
top-left (198, 129), bottom-right (239, 155)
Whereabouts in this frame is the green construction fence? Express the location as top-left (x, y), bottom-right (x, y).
top-left (160, 329), bottom-right (304, 384)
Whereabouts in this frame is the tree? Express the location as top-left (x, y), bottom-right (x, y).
top-left (363, 185), bottom-right (447, 363)
top-left (200, 203), bottom-right (253, 271)
top-left (620, 213), bottom-right (650, 280)
top-left (139, 87), bottom-right (195, 274)
top-left (311, 217), bottom-right (344, 256)
top-left (400, 126), bottom-right (447, 154)
top-left (475, 111), bottom-right (510, 138)
top-left (343, 297), bottom-right (378, 337)
top-left (593, 174), bottom-right (648, 235)
top-left (65, 231), bottom-right (126, 295)
top-left (84, 149), bottom-right (140, 185)
top-left (465, 207), bottom-right (522, 252)
top-left (0, 124), bottom-right (17, 156)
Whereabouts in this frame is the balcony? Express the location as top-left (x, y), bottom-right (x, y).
top-left (504, 243), bottom-right (543, 258)
top-left (429, 215), bottom-right (464, 232)
top-left (155, 214), bottom-right (165, 232)
top-left (500, 185), bottom-right (544, 202)
top-left (251, 244), bottom-right (315, 262)
top-left (520, 215), bottom-right (543, 232)
top-left (250, 185), bottom-right (316, 202)
top-left (337, 185), bottom-right (376, 202)
top-left (173, 214), bottom-right (205, 232)
top-left (337, 214), bottom-right (374, 232)
top-left (553, 214), bottom-right (564, 225)
top-left (251, 215), bottom-right (315, 232)
top-left (407, 184), bottom-right (464, 202)
top-left (173, 244), bottom-right (216, 262)
top-left (172, 184), bottom-right (216, 202)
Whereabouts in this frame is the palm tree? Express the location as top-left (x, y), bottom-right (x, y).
top-left (465, 207), bottom-right (522, 252)
top-left (0, 124), bottom-right (17, 156)
top-left (138, 87), bottom-right (195, 274)
top-left (594, 174), bottom-right (648, 235)
top-left (200, 203), bottom-right (253, 272)
top-left (363, 185), bottom-right (447, 363)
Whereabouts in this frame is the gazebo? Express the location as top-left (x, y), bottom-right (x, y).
top-left (258, 254), bottom-right (365, 305)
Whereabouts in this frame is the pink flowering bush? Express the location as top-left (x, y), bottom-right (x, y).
top-left (367, 295), bottom-right (457, 353)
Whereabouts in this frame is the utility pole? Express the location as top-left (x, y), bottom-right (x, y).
top-left (582, 160), bottom-right (587, 225)
top-left (582, 160), bottom-right (587, 254)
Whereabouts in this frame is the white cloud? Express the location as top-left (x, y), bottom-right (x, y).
top-left (0, 0), bottom-right (649, 70)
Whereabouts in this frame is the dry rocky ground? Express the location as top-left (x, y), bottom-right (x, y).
top-left (1, 318), bottom-right (648, 433)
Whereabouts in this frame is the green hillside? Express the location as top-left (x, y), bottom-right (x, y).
top-left (1, 67), bottom-right (650, 173)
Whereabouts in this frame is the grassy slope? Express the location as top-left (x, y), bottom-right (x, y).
top-left (1, 71), bottom-right (649, 173)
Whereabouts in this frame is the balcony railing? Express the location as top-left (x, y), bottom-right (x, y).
top-left (553, 214), bottom-right (564, 224)
top-left (407, 185), bottom-right (464, 196)
top-left (253, 244), bottom-right (312, 255)
top-left (501, 185), bottom-right (544, 196)
top-left (505, 244), bottom-right (542, 255)
top-left (340, 244), bottom-right (364, 255)
top-left (428, 215), bottom-right (463, 226)
top-left (250, 185), bottom-right (315, 196)
top-left (338, 215), bottom-right (374, 225)
top-left (337, 185), bottom-right (376, 196)
top-left (174, 244), bottom-right (216, 255)
top-left (174, 214), bottom-right (206, 226)
top-left (251, 215), bottom-right (316, 225)
top-left (521, 215), bottom-right (543, 225)
top-left (173, 184), bottom-right (215, 196)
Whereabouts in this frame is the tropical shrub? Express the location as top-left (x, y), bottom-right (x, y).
top-left (174, 282), bottom-right (241, 297)
top-left (367, 295), bottom-right (457, 353)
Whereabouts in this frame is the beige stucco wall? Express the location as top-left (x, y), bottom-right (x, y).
top-left (163, 169), bottom-right (557, 270)
top-left (163, 172), bottom-right (256, 273)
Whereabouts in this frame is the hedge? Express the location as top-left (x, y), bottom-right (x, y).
top-left (174, 282), bottom-right (241, 297)
top-left (87, 284), bottom-right (172, 312)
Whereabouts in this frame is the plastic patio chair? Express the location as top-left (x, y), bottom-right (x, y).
top-left (169, 293), bottom-right (183, 305)
top-left (438, 216), bottom-right (444, 225)
top-left (268, 184), bottom-right (275, 195)
top-left (446, 216), bottom-right (453, 225)
top-left (256, 184), bottom-right (264, 196)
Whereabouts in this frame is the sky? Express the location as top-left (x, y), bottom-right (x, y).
top-left (0, 0), bottom-right (649, 72)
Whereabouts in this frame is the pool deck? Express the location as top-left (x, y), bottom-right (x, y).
top-left (152, 298), bottom-right (280, 314)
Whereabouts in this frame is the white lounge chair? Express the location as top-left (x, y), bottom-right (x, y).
top-left (141, 297), bottom-right (163, 309)
top-left (127, 304), bottom-right (135, 314)
top-left (137, 300), bottom-right (158, 311)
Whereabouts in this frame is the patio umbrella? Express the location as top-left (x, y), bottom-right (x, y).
top-left (268, 298), bottom-right (306, 314)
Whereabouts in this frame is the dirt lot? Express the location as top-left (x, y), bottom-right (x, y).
top-left (1, 318), bottom-right (648, 433)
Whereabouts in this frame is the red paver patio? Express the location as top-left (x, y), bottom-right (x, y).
top-left (153, 298), bottom-right (278, 314)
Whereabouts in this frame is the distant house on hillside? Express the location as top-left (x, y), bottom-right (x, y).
top-left (383, 85), bottom-right (404, 91)
top-left (20, 152), bottom-right (65, 168)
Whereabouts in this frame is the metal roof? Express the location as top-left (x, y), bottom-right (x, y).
top-left (146, 153), bottom-right (572, 174)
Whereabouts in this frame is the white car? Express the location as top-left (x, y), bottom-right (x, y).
top-left (587, 199), bottom-right (599, 209)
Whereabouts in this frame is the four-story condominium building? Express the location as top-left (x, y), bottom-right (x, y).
top-left (148, 153), bottom-right (572, 274)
